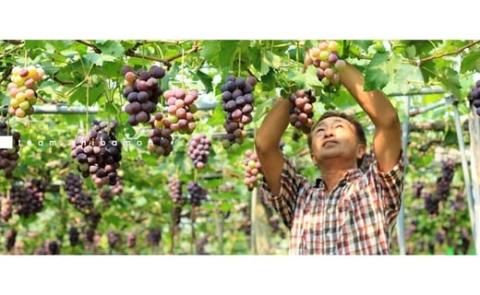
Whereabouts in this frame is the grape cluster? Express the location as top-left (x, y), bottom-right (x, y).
top-left (460, 228), bottom-right (470, 254)
top-left (243, 150), bottom-right (262, 191)
top-left (1, 196), bottom-right (13, 222)
top-left (107, 231), bottom-right (121, 249)
top-left (435, 229), bottom-right (446, 245)
top-left (237, 204), bottom-right (251, 235)
top-left (69, 227), bottom-right (80, 247)
top-left (85, 228), bottom-right (96, 244)
top-left (64, 173), bottom-right (95, 213)
top-left (435, 160), bottom-right (455, 201)
top-left (168, 177), bottom-right (183, 204)
top-left (196, 235), bottom-right (209, 255)
top-left (0, 121), bottom-right (21, 178)
top-left (85, 215), bottom-right (100, 242)
top-left (162, 88), bottom-right (198, 133)
top-left (127, 232), bottom-right (137, 249)
top-left (187, 134), bottom-right (211, 169)
top-left (147, 228), bottom-right (162, 247)
top-left (35, 240), bottom-right (61, 255)
top-left (7, 66), bottom-right (45, 118)
top-left (220, 76), bottom-right (257, 145)
top-left (122, 65), bottom-right (165, 126)
top-left (148, 113), bottom-right (173, 156)
top-left (46, 240), bottom-right (61, 255)
top-left (5, 229), bottom-right (16, 251)
top-left (187, 182), bottom-right (207, 207)
top-left (451, 191), bottom-right (466, 211)
top-left (168, 177), bottom-right (184, 225)
top-left (468, 80), bottom-right (480, 116)
top-left (99, 178), bottom-right (123, 204)
top-left (10, 179), bottom-right (47, 217)
top-left (71, 120), bottom-right (122, 188)
top-left (305, 41), bottom-right (346, 90)
top-left (288, 90), bottom-right (316, 133)
top-left (412, 181), bottom-right (424, 198)
top-left (423, 192), bottom-right (439, 216)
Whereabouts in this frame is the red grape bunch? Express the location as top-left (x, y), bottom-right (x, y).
top-left (237, 204), bottom-right (251, 235)
top-left (161, 88), bottom-right (198, 133)
top-left (127, 232), bottom-right (137, 249)
top-left (7, 66), bottom-right (45, 118)
top-left (0, 121), bottom-right (21, 178)
top-left (147, 228), bottom-right (162, 247)
top-left (288, 89), bottom-right (316, 133)
top-left (168, 177), bottom-right (184, 225)
top-left (305, 41), bottom-right (346, 90)
top-left (84, 211), bottom-right (102, 245)
top-left (10, 179), bottom-right (47, 217)
top-left (1, 196), bottom-right (13, 222)
top-left (99, 178), bottom-right (123, 205)
top-left (71, 120), bottom-right (122, 188)
top-left (187, 182), bottom-right (208, 207)
top-left (148, 113), bottom-right (173, 156)
top-left (451, 191), bottom-right (466, 211)
top-left (5, 229), bottom-right (17, 252)
top-left (468, 80), bottom-right (480, 116)
top-left (243, 150), bottom-right (262, 191)
top-left (435, 160), bottom-right (455, 201)
top-left (220, 75), bottom-right (257, 145)
top-left (122, 65), bottom-right (165, 126)
top-left (187, 134), bottom-right (211, 169)
top-left (107, 231), bottom-right (121, 249)
top-left (64, 173), bottom-right (95, 214)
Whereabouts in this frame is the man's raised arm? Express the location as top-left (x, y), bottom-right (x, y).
top-left (339, 63), bottom-right (402, 172)
top-left (255, 99), bottom-right (291, 195)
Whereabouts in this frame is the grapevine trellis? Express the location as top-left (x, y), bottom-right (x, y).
top-left (1, 40), bottom-right (479, 255)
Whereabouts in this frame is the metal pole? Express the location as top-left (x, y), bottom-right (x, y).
top-left (250, 187), bottom-right (257, 254)
top-left (387, 87), bottom-right (445, 97)
top-left (0, 87), bottom-right (446, 117)
top-left (33, 105), bottom-right (99, 114)
top-left (396, 96), bottom-right (410, 255)
top-left (468, 110), bottom-right (480, 253)
top-left (409, 96), bottom-right (450, 117)
top-left (450, 98), bottom-right (478, 252)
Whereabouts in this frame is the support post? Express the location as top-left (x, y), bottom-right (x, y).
top-left (396, 96), bottom-right (410, 255)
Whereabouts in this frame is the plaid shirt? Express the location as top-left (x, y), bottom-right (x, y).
top-left (260, 154), bottom-right (404, 255)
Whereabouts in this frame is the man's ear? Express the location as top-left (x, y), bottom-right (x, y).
top-left (356, 144), bottom-right (366, 160)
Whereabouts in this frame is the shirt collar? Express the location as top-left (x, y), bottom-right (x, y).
top-left (314, 168), bottom-right (363, 189)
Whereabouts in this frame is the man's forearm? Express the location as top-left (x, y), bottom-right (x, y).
top-left (255, 98), bottom-right (291, 152)
top-left (339, 63), bottom-right (399, 127)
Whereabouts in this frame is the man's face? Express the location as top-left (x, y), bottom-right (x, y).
top-left (310, 116), bottom-right (365, 167)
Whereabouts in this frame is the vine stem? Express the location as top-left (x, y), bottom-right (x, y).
top-left (23, 48), bottom-right (28, 68)
top-left (412, 40), bottom-right (480, 65)
top-left (181, 48), bottom-right (186, 89)
top-left (238, 48), bottom-right (241, 77)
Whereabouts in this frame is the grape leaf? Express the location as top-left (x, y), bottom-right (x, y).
top-left (460, 50), bottom-right (480, 73)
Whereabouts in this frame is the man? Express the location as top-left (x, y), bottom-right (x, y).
top-left (255, 62), bottom-right (404, 255)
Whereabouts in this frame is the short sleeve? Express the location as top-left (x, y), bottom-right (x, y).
top-left (259, 157), bottom-right (310, 229)
top-left (367, 152), bottom-right (405, 226)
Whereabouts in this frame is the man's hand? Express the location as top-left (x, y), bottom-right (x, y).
top-left (339, 63), bottom-right (402, 172)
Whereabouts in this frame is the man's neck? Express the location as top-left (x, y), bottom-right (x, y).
top-left (319, 160), bottom-right (357, 194)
